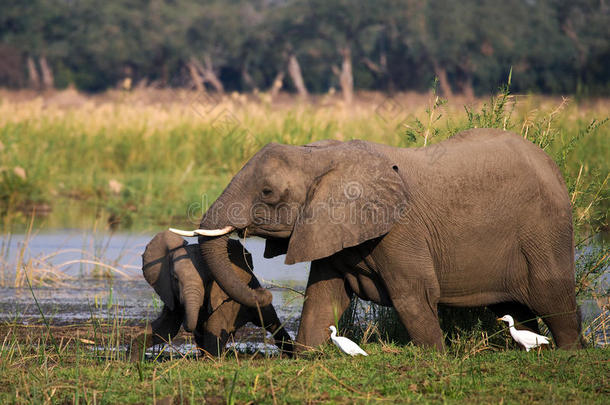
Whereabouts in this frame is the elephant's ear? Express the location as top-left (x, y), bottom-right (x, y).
top-left (285, 144), bottom-right (409, 264)
top-left (142, 254), bottom-right (176, 311)
top-left (142, 231), bottom-right (185, 311)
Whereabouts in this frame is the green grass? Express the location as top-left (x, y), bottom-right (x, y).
top-left (0, 336), bottom-right (607, 404)
top-left (1, 287), bottom-right (607, 404)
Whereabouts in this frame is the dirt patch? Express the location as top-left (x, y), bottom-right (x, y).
top-left (0, 323), bottom-right (176, 345)
top-left (0, 322), bottom-right (284, 351)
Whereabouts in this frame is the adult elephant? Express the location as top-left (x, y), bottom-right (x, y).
top-left (173, 128), bottom-right (581, 351)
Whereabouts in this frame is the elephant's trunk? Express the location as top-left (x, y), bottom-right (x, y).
top-left (182, 284), bottom-right (203, 332)
top-left (197, 171), bottom-right (271, 308)
top-left (199, 234), bottom-right (272, 308)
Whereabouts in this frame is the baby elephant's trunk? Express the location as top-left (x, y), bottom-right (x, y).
top-left (172, 243), bottom-right (205, 333)
top-left (182, 284), bottom-right (203, 332)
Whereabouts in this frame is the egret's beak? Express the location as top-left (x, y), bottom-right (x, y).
top-left (496, 318), bottom-right (503, 321)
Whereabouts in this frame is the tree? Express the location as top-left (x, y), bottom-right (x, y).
top-left (0, 0), bottom-right (607, 94)
top-left (552, 0), bottom-right (610, 94)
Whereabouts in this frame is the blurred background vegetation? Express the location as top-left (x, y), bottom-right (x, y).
top-left (0, 0), bottom-right (608, 96)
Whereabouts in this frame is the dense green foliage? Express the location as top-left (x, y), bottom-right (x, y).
top-left (0, 0), bottom-right (608, 94)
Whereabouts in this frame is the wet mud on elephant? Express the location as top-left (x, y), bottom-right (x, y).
top-left (172, 129), bottom-right (582, 352)
top-left (130, 231), bottom-right (293, 360)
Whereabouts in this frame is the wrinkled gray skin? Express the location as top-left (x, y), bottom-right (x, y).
top-left (130, 231), bottom-right (293, 360)
top-left (197, 129), bottom-right (582, 351)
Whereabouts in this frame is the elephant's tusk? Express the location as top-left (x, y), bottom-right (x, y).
top-left (169, 228), bottom-right (198, 237)
top-left (195, 226), bottom-right (235, 236)
top-left (169, 226), bottom-right (235, 237)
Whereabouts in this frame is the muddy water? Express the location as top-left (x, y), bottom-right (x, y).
top-left (0, 231), bottom-right (607, 350)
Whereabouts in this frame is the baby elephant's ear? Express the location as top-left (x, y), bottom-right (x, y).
top-left (150, 256), bottom-right (176, 311)
top-left (142, 231), bottom-right (184, 310)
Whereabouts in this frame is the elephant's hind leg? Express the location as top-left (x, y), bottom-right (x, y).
top-left (521, 237), bottom-right (581, 349)
top-left (530, 302), bottom-right (581, 349)
top-left (533, 297), bottom-right (581, 350)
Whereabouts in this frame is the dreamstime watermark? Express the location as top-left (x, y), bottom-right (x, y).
top-left (375, 96), bottom-right (404, 123)
top-left (185, 182), bottom-right (412, 228)
top-left (421, 142), bottom-right (446, 165)
top-left (211, 109), bottom-right (241, 135)
top-left (169, 87), bottom-right (425, 231)
top-left (375, 94), bottom-right (448, 165)
top-left (164, 79), bottom-right (259, 145)
top-left (343, 181), bottom-right (363, 200)
top-left (190, 91), bottom-right (221, 117)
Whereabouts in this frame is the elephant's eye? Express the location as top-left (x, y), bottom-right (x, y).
top-left (261, 185), bottom-right (281, 204)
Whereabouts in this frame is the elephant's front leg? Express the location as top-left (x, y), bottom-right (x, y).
top-left (129, 305), bottom-right (183, 361)
top-left (194, 301), bottom-right (240, 357)
top-left (193, 328), bottom-right (231, 357)
top-left (295, 259), bottom-right (352, 350)
top-left (253, 304), bottom-right (295, 356)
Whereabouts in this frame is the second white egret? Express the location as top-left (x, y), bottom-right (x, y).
top-left (498, 315), bottom-right (550, 352)
top-left (329, 326), bottom-right (368, 357)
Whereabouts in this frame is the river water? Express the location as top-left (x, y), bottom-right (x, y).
top-left (0, 232), bottom-right (308, 338)
top-left (0, 231), bottom-right (607, 350)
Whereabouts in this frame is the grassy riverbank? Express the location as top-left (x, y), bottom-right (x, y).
top-left (0, 88), bottom-right (608, 403)
top-left (0, 324), bottom-right (607, 404)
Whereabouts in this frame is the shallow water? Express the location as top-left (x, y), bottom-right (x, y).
top-left (0, 231), bottom-right (310, 280)
top-left (0, 231), bottom-right (607, 348)
top-left (0, 232), bottom-right (308, 338)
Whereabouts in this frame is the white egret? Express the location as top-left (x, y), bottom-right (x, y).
top-left (329, 326), bottom-right (368, 357)
top-left (498, 315), bottom-right (550, 352)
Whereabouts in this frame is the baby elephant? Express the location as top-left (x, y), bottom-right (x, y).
top-left (130, 230), bottom-right (293, 360)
